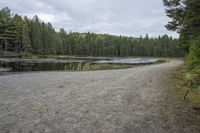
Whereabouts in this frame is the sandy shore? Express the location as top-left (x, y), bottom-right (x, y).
top-left (0, 59), bottom-right (199, 133)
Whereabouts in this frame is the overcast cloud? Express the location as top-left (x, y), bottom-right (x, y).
top-left (0, 0), bottom-right (178, 37)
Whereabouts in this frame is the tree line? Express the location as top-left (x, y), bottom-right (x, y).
top-left (0, 7), bottom-right (184, 57)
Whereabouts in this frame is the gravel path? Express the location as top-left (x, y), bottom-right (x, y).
top-left (0, 59), bottom-right (199, 133)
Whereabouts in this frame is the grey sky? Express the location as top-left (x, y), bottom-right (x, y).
top-left (0, 0), bottom-right (177, 37)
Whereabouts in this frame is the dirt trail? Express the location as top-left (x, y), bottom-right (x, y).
top-left (0, 60), bottom-right (199, 133)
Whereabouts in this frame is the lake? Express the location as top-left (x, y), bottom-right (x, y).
top-left (0, 57), bottom-right (159, 73)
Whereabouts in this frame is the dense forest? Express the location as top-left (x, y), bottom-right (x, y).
top-left (0, 7), bottom-right (184, 57)
top-left (163, 0), bottom-right (200, 89)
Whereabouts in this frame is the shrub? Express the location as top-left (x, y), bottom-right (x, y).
top-left (186, 37), bottom-right (200, 68)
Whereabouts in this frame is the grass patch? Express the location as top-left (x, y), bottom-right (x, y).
top-left (22, 53), bottom-right (39, 59)
top-left (155, 59), bottom-right (167, 64)
top-left (182, 67), bottom-right (200, 91)
top-left (64, 63), bottom-right (132, 71)
top-left (172, 66), bottom-right (200, 104)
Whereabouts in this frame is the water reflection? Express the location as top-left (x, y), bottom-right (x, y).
top-left (0, 58), bottom-right (159, 73)
top-left (0, 61), bottom-right (81, 72)
top-left (95, 58), bottom-right (158, 64)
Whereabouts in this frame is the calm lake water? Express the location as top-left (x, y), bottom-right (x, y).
top-left (0, 58), bottom-right (158, 73)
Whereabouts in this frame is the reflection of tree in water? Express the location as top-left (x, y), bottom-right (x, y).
top-left (2, 62), bottom-right (26, 72)
top-left (0, 61), bottom-right (82, 72)
top-left (0, 58), bottom-right (158, 72)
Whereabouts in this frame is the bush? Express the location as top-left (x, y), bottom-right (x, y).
top-left (184, 67), bottom-right (200, 91)
top-left (185, 36), bottom-right (200, 91)
top-left (186, 37), bottom-right (200, 68)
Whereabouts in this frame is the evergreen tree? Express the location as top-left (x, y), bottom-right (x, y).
top-left (0, 7), bottom-right (17, 55)
top-left (163, 0), bottom-right (200, 67)
top-left (0, 7), bottom-right (185, 58)
top-left (22, 22), bottom-right (31, 52)
top-left (163, 0), bottom-right (200, 51)
top-left (31, 15), bottom-right (42, 53)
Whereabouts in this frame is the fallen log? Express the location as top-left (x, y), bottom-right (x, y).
top-left (182, 89), bottom-right (190, 101)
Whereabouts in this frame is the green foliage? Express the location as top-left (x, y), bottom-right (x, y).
top-left (22, 22), bottom-right (31, 52)
top-left (155, 59), bottom-right (166, 64)
top-left (163, 0), bottom-right (184, 31)
top-left (163, 0), bottom-right (200, 51)
top-left (164, 0), bottom-right (200, 91)
top-left (186, 37), bottom-right (200, 68)
top-left (182, 67), bottom-right (200, 91)
top-left (0, 7), bottom-right (184, 57)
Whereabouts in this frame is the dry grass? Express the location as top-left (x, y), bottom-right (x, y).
top-left (171, 66), bottom-right (200, 104)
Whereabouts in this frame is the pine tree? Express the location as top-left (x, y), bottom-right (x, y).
top-left (31, 15), bottom-right (42, 54)
top-left (22, 22), bottom-right (31, 52)
top-left (163, 0), bottom-right (200, 51)
top-left (0, 8), bottom-right (17, 55)
top-left (0, 7), bottom-right (185, 58)
top-left (163, 0), bottom-right (200, 66)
